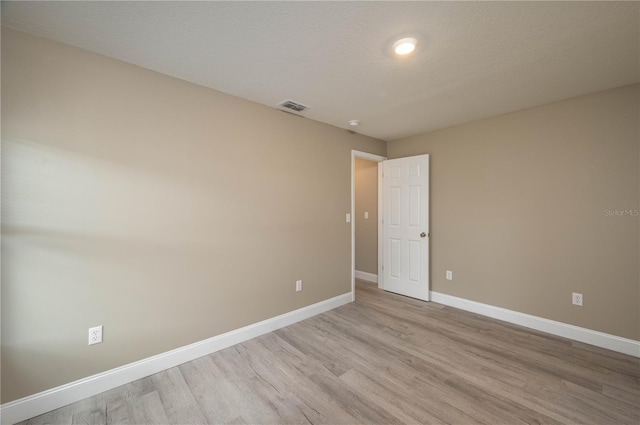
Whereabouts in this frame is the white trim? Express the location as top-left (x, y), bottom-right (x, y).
top-left (350, 150), bottom-right (386, 302)
top-left (354, 270), bottom-right (378, 283)
top-left (0, 293), bottom-right (352, 425)
top-left (431, 291), bottom-right (640, 358)
top-left (352, 150), bottom-right (387, 162)
top-left (377, 162), bottom-right (384, 291)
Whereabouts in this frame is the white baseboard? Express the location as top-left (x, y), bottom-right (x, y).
top-left (355, 270), bottom-right (378, 283)
top-left (0, 293), bottom-right (352, 425)
top-left (430, 291), bottom-right (640, 358)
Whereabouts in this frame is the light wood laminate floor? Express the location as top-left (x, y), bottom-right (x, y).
top-left (19, 280), bottom-right (640, 424)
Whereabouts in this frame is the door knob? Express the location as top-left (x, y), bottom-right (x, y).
top-left (420, 232), bottom-right (427, 238)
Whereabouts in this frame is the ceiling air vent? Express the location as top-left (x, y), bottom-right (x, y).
top-left (278, 99), bottom-right (309, 112)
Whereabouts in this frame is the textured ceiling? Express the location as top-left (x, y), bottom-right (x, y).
top-left (2, 1), bottom-right (638, 141)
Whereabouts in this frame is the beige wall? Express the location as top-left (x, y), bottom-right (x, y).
top-left (388, 84), bottom-right (640, 341)
top-left (355, 158), bottom-right (378, 275)
top-left (0, 28), bottom-right (386, 403)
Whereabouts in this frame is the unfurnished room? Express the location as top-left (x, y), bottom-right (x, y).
top-left (1, 1), bottom-right (639, 424)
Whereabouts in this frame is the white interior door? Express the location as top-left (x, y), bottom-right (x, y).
top-left (379, 155), bottom-right (429, 301)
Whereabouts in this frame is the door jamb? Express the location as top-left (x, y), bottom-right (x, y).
top-left (351, 150), bottom-right (386, 301)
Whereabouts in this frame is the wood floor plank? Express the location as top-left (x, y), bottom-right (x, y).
top-left (150, 368), bottom-right (208, 424)
top-left (23, 393), bottom-right (105, 425)
top-left (603, 383), bottom-right (640, 408)
top-left (17, 279), bottom-right (640, 425)
top-left (105, 376), bottom-right (157, 419)
top-left (107, 390), bottom-right (170, 425)
top-left (180, 352), bottom-right (287, 424)
top-left (237, 335), bottom-right (360, 424)
top-left (179, 356), bottom-right (258, 424)
top-left (70, 407), bottom-right (105, 425)
top-left (214, 346), bottom-right (314, 424)
top-left (128, 391), bottom-right (170, 425)
top-left (339, 368), bottom-right (445, 424)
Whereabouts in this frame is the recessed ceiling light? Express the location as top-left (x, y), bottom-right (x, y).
top-left (393, 38), bottom-right (417, 55)
top-left (348, 120), bottom-right (359, 127)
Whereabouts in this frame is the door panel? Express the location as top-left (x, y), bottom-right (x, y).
top-left (409, 185), bottom-right (421, 226)
top-left (390, 238), bottom-right (401, 278)
top-left (390, 186), bottom-right (401, 225)
top-left (380, 155), bottom-right (429, 301)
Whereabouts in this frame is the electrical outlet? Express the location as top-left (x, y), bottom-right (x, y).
top-left (572, 293), bottom-right (583, 306)
top-left (446, 270), bottom-right (453, 280)
top-left (296, 280), bottom-right (303, 292)
top-left (364, 211), bottom-right (369, 219)
top-left (88, 326), bottom-right (103, 345)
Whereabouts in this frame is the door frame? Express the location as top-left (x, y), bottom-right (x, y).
top-left (351, 150), bottom-right (386, 301)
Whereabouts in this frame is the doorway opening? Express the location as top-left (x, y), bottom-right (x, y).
top-left (351, 150), bottom-right (386, 300)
